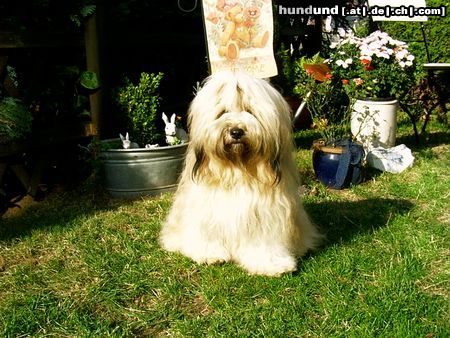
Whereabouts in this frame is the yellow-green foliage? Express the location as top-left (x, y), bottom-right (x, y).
top-left (380, 0), bottom-right (449, 64)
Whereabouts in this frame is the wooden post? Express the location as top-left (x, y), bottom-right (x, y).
top-left (84, 8), bottom-right (103, 137)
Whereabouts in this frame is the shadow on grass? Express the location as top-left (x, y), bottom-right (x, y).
top-left (293, 130), bottom-right (320, 150)
top-left (397, 130), bottom-right (450, 151)
top-left (0, 187), bottom-right (159, 242)
top-left (305, 198), bottom-right (415, 247)
top-left (2, 188), bottom-right (415, 254)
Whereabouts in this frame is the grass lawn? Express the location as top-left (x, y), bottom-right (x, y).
top-left (0, 120), bottom-right (449, 337)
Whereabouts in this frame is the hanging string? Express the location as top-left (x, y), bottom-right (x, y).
top-left (178, 0), bottom-right (198, 13)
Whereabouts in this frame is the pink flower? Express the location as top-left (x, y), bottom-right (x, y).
top-left (353, 78), bottom-right (364, 86)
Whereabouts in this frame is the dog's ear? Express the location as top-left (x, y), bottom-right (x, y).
top-left (192, 145), bottom-right (206, 182)
top-left (270, 153), bottom-right (282, 186)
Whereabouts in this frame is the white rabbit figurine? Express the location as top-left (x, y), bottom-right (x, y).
top-left (145, 144), bottom-right (160, 149)
top-left (119, 133), bottom-right (140, 149)
top-left (162, 113), bottom-right (188, 145)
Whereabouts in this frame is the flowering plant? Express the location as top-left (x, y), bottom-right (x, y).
top-left (293, 54), bottom-right (351, 142)
top-left (328, 30), bottom-right (417, 100)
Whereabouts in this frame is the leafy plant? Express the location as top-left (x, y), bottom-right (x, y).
top-left (0, 1), bottom-right (97, 30)
top-left (0, 97), bottom-right (33, 143)
top-left (79, 71), bottom-right (100, 91)
top-left (69, 2), bottom-right (96, 27)
top-left (274, 44), bottom-right (297, 96)
top-left (116, 72), bottom-right (164, 146)
top-left (293, 54), bottom-right (351, 142)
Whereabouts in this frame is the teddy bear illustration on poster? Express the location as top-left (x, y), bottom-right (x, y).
top-left (202, 0), bottom-right (277, 78)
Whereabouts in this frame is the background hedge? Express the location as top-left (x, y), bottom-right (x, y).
top-left (379, 0), bottom-right (449, 64)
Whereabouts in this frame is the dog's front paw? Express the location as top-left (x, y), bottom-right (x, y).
top-left (236, 248), bottom-right (297, 276)
top-left (191, 245), bottom-right (231, 265)
top-left (197, 256), bottom-right (228, 265)
top-left (159, 231), bottom-right (183, 253)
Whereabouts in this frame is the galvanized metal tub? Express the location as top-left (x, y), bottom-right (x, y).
top-left (99, 142), bottom-right (188, 198)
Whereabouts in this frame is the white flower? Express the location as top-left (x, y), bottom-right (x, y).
top-left (359, 55), bottom-right (372, 61)
top-left (376, 51), bottom-right (390, 59)
top-left (347, 36), bottom-right (362, 45)
top-left (395, 49), bottom-right (408, 60)
top-left (345, 58), bottom-right (353, 64)
top-left (330, 42), bottom-right (338, 49)
top-left (335, 59), bottom-right (350, 69)
top-left (405, 60), bottom-right (413, 67)
top-left (337, 28), bottom-right (347, 37)
top-left (335, 60), bottom-right (345, 67)
top-left (406, 54), bottom-right (415, 61)
top-left (338, 51), bottom-right (346, 55)
top-left (399, 61), bottom-right (406, 68)
top-left (390, 39), bottom-right (406, 47)
top-left (377, 31), bottom-right (389, 39)
top-left (368, 41), bottom-right (382, 51)
top-left (360, 45), bottom-right (374, 57)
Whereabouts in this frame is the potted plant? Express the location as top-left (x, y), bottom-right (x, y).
top-left (274, 45), bottom-right (311, 129)
top-left (327, 30), bottom-right (418, 149)
top-left (98, 72), bottom-right (188, 198)
top-left (293, 54), bottom-right (365, 189)
top-left (0, 97), bottom-right (33, 145)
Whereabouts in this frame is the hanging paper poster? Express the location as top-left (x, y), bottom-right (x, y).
top-left (202, 0), bottom-right (278, 78)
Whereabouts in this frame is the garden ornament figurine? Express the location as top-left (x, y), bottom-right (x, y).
top-left (162, 113), bottom-right (188, 145)
top-left (119, 133), bottom-right (139, 149)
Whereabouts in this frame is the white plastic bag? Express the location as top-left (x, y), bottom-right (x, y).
top-left (367, 144), bottom-right (414, 173)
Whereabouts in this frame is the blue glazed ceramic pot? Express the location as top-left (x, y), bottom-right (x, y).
top-left (312, 145), bottom-right (343, 188)
top-left (312, 139), bottom-right (365, 189)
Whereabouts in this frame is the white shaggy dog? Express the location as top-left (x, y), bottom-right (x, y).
top-left (160, 71), bottom-right (321, 276)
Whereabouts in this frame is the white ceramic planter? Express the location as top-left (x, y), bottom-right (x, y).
top-left (351, 98), bottom-right (398, 149)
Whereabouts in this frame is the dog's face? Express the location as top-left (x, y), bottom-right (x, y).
top-left (187, 71), bottom-right (292, 184)
top-left (207, 110), bottom-right (263, 162)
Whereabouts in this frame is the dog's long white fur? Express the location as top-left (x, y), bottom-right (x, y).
top-left (160, 71), bottom-right (321, 276)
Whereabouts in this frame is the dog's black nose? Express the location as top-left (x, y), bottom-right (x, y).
top-left (230, 127), bottom-right (245, 140)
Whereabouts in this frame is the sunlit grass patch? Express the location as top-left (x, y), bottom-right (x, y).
top-left (1, 124), bottom-right (449, 337)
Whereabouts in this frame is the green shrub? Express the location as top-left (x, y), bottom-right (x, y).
top-left (0, 97), bottom-right (33, 144)
top-left (379, 0), bottom-right (449, 64)
top-left (116, 72), bottom-right (164, 146)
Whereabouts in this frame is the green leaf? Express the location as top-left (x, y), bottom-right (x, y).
top-left (80, 71), bottom-right (100, 90)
